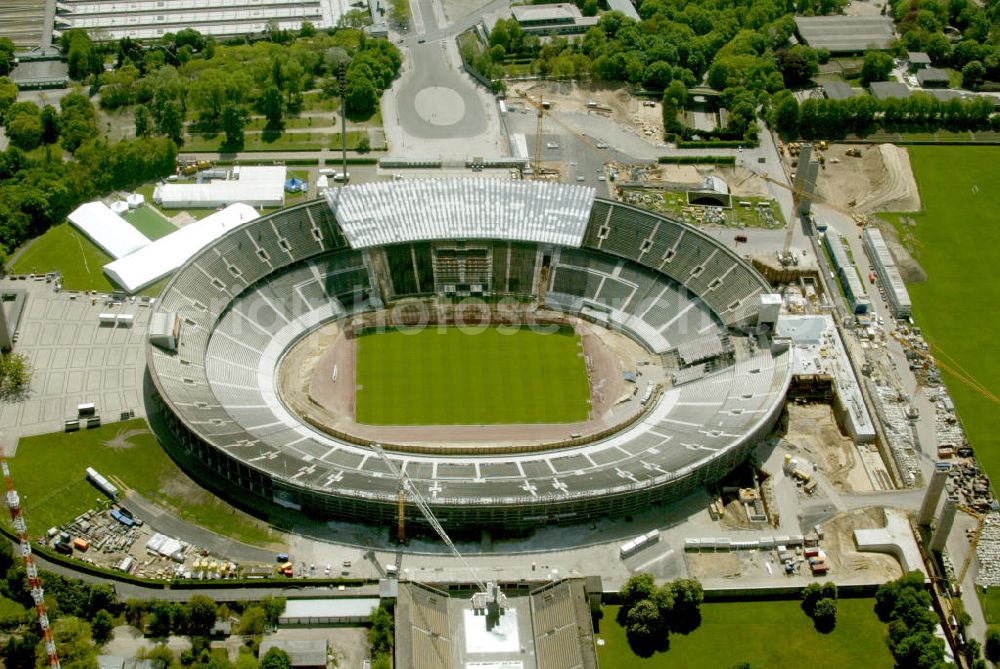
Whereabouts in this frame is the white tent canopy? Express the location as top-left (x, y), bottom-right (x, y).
top-left (104, 203), bottom-right (259, 293)
top-left (67, 202), bottom-right (151, 259)
top-left (153, 166), bottom-right (286, 209)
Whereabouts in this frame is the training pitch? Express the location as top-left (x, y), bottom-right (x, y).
top-left (354, 325), bottom-right (591, 425)
top-left (891, 146), bottom-right (1000, 484)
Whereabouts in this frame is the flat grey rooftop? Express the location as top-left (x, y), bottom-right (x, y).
top-left (795, 15), bottom-right (895, 53)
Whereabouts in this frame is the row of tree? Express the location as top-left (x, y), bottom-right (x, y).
top-left (874, 571), bottom-right (951, 669)
top-left (770, 89), bottom-right (997, 138)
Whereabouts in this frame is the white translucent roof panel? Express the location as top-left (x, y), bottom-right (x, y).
top-left (328, 179), bottom-right (595, 249)
top-left (67, 201), bottom-right (151, 259)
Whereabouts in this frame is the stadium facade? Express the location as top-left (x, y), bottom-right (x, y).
top-left (146, 180), bottom-right (792, 533)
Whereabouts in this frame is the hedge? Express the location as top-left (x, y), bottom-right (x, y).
top-left (658, 155), bottom-right (736, 165)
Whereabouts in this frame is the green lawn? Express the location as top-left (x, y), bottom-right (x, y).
top-left (10, 223), bottom-right (117, 293)
top-left (979, 588), bottom-right (1000, 624)
top-left (597, 600), bottom-right (893, 668)
top-left (889, 146), bottom-right (1000, 483)
top-left (10, 420), bottom-right (278, 547)
top-left (122, 204), bottom-right (177, 240)
top-left (355, 326), bottom-right (591, 425)
top-left (184, 132), bottom-right (324, 152)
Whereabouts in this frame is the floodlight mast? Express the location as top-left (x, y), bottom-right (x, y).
top-left (370, 443), bottom-right (487, 592)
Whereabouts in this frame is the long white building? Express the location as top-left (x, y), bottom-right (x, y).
top-left (54, 0), bottom-right (350, 41)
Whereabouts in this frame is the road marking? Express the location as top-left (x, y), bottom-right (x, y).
top-left (633, 548), bottom-right (674, 571)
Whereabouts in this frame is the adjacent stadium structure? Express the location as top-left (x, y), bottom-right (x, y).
top-left (146, 180), bottom-right (793, 533)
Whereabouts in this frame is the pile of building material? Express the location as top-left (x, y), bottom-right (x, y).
top-left (974, 513), bottom-right (1000, 587)
top-left (869, 383), bottom-right (921, 486)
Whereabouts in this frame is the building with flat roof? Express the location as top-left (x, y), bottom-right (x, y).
top-left (870, 81), bottom-right (913, 101)
top-left (54, 0), bottom-right (351, 41)
top-left (795, 15), bottom-right (895, 53)
top-left (907, 51), bottom-right (931, 69)
top-left (506, 3), bottom-right (599, 34)
top-left (916, 67), bottom-right (951, 88)
top-left (605, 0), bottom-right (639, 21)
top-left (278, 598), bottom-right (380, 626)
top-left (153, 166), bottom-right (286, 209)
top-left (822, 80), bottom-right (861, 100)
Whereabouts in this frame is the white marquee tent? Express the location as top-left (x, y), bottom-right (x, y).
top-left (104, 203), bottom-right (260, 293)
top-left (67, 202), bottom-right (151, 259)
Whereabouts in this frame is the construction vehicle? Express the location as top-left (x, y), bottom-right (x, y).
top-left (846, 147), bottom-right (862, 158)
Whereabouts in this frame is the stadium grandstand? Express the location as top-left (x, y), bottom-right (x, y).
top-left (146, 181), bottom-right (792, 532)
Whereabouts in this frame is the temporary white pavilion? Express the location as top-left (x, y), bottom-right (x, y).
top-left (104, 203), bottom-right (259, 293)
top-left (67, 202), bottom-right (151, 259)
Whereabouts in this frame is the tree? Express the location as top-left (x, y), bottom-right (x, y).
top-left (157, 101), bottom-right (184, 145)
top-left (260, 597), bottom-right (285, 629)
top-left (91, 610), bottom-right (114, 645)
top-left (370, 655), bottom-right (391, 669)
top-left (40, 105), bottom-right (61, 144)
top-left (668, 578), bottom-right (704, 633)
top-left (6, 103), bottom-right (43, 151)
top-left (985, 626), bottom-right (1000, 663)
top-left (237, 606), bottom-right (266, 638)
top-left (259, 648), bottom-right (291, 669)
top-left (185, 595), bottom-right (217, 638)
top-left (257, 86), bottom-right (284, 130)
top-left (813, 597), bottom-right (837, 632)
top-left (619, 573), bottom-right (656, 619)
top-left (146, 600), bottom-right (175, 638)
top-left (356, 133), bottom-right (371, 153)
top-left (861, 51), bottom-right (894, 85)
top-left (772, 91), bottom-right (800, 135)
top-left (221, 104), bottom-right (247, 148)
top-left (962, 59), bottom-right (986, 89)
top-left (46, 617), bottom-right (97, 669)
top-left (0, 76), bottom-right (17, 125)
top-left (134, 104), bottom-right (151, 138)
top-left (3, 631), bottom-right (40, 669)
top-left (801, 582), bottom-right (824, 616)
top-left (369, 606), bottom-right (394, 656)
top-left (343, 73), bottom-right (378, 121)
top-left (625, 599), bottom-right (666, 648)
top-left (0, 37), bottom-right (15, 77)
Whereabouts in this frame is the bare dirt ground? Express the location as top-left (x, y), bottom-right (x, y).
top-left (519, 81), bottom-right (663, 139)
top-left (687, 552), bottom-right (741, 580)
top-left (687, 507), bottom-right (903, 581)
top-left (637, 164), bottom-right (774, 198)
top-left (781, 403), bottom-right (874, 493)
top-left (279, 315), bottom-right (657, 448)
top-left (815, 143), bottom-right (921, 213)
top-left (824, 507), bottom-right (904, 581)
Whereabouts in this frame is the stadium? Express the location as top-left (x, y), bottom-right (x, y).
top-left (146, 179), bottom-right (792, 533)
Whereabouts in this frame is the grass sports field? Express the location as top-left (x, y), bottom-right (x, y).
top-left (10, 223), bottom-right (117, 293)
top-left (9, 419), bottom-right (276, 546)
top-left (888, 146), bottom-right (1000, 484)
top-left (122, 204), bottom-right (177, 240)
top-left (354, 326), bottom-right (591, 425)
top-left (598, 600), bottom-right (892, 668)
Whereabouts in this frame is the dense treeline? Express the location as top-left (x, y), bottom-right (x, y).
top-left (617, 573), bottom-right (705, 656)
top-left (874, 571), bottom-right (954, 669)
top-left (96, 27), bottom-right (400, 139)
top-left (0, 86), bottom-right (177, 261)
top-left (769, 88), bottom-right (997, 137)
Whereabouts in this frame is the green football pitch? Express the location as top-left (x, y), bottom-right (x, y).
top-left (887, 146), bottom-right (1000, 484)
top-left (354, 326), bottom-right (591, 425)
